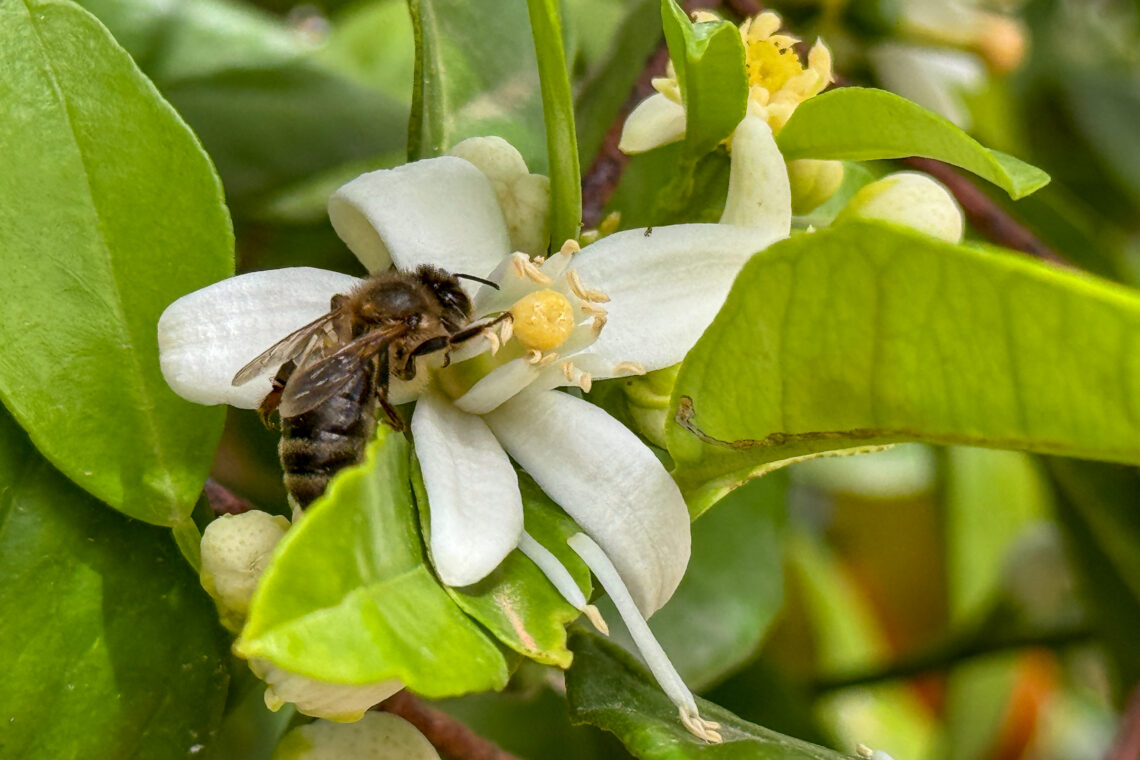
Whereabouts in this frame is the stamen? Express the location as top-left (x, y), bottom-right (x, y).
top-left (511, 254), bottom-right (528, 280)
top-left (576, 371), bottom-right (592, 393)
top-left (591, 316), bottom-right (607, 336)
top-left (533, 255), bottom-right (546, 265)
top-left (498, 318), bottom-right (514, 344)
top-left (483, 330), bottom-right (500, 356)
top-left (561, 361), bottom-right (575, 383)
top-left (567, 533), bottom-right (722, 744)
top-left (566, 270), bottom-right (611, 303)
top-left (612, 361), bottom-right (646, 376)
top-left (559, 239), bottom-right (581, 256)
top-left (526, 349), bottom-right (543, 364)
top-left (579, 302), bottom-right (607, 318)
top-left (536, 352), bottom-right (559, 367)
top-left (524, 261), bottom-right (552, 285)
top-left (518, 532), bottom-right (609, 635)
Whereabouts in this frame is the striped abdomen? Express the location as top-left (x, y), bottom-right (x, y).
top-left (278, 364), bottom-right (377, 509)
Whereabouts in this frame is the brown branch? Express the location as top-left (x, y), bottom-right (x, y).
top-left (904, 157), bottom-right (1068, 266)
top-left (204, 478), bottom-right (256, 515)
top-left (1105, 682), bottom-right (1140, 760)
top-left (380, 691), bottom-right (522, 760)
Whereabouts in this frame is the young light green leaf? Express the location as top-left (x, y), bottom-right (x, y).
top-left (0, 0), bottom-right (232, 526)
top-left (408, 0), bottom-right (547, 171)
top-left (669, 221), bottom-right (1140, 512)
top-left (777, 88), bottom-right (1049, 199)
top-left (597, 475), bottom-right (787, 689)
top-left (0, 413), bottom-right (229, 760)
top-left (660, 0), bottom-right (748, 159)
top-left (239, 428), bottom-right (509, 697)
top-left (412, 457), bottom-right (589, 668)
top-left (526, 0), bottom-right (582, 248)
top-left (566, 631), bottom-right (857, 759)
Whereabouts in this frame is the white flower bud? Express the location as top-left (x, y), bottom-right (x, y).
top-left (448, 137), bottom-right (551, 256)
top-left (839, 172), bottom-right (964, 243)
top-left (199, 510), bottom-right (290, 632)
top-left (788, 159), bottom-right (845, 215)
top-left (272, 712), bottom-right (440, 760)
top-left (250, 660), bottom-right (405, 723)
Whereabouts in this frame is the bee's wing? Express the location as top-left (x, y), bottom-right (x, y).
top-left (277, 324), bottom-right (408, 418)
top-left (232, 311), bottom-right (341, 387)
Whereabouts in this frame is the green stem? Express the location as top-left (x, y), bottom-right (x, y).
top-left (525, 0), bottom-right (582, 247)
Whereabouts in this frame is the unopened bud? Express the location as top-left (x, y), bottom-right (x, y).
top-left (975, 13), bottom-right (1027, 74)
top-left (839, 171), bottom-right (964, 243)
top-left (272, 712), bottom-right (440, 760)
top-left (788, 159), bottom-right (845, 215)
top-left (250, 659), bottom-right (404, 722)
top-left (622, 365), bottom-right (680, 449)
top-left (200, 510), bottom-right (290, 632)
top-left (449, 137), bottom-right (550, 256)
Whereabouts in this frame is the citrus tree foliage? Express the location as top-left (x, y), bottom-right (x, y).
top-left (3, 0), bottom-right (1140, 757)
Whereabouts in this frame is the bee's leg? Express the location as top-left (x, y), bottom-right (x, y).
top-left (400, 335), bottom-right (451, 380)
top-left (448, 312), bottom-right (513, 347)
top-left (257, 361), bottom-right (296, 430)
top-left (374, 351), bottom-right (405, 432)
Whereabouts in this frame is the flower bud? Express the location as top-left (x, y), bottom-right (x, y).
top-left (621, 365), bottom-right (680, 449)
top-left (200, 510), bottom-right (290, 632)
top-left (272, 712), bottom-right (440, 760)
top-left (250, 659), bottom-right (404, 722)
top-left (838, 171), bottom-right (964, 243)
top-left (788, 159), bottom-right (845, 215)
top-left (448, 137), bottom-right (550, 256)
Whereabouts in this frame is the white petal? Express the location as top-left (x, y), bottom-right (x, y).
top-left (618, 93), bottom-right (688, 154)
top-left (570, 224), bottom-right (782, 374)
top-left (158, 268), bottom-right (361, 408)
top-left (719, 114), bottom-right (792, 236)
top-left (869, 42), bottom-right (984, 129)
top-left (279, 713), bottom-right (441, 759)
top-left (251, 659), bottom-right (403, 722)
top-left (328, 156), bottom-right (511, 282)
top-left (411, 391), bottom-right (523, 587)
top-left (484, 390), bottom-right (690, 615)
top-left (452, 357), bottom-right (541, 415)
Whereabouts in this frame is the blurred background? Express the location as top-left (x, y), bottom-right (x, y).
top-left (75, 0), bottom-right (1140, 756)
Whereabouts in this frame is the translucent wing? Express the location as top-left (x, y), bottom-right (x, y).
top-left (232, 311), bottom-right (342, 387)
top-left (277, 324), bottom-right (408, 418)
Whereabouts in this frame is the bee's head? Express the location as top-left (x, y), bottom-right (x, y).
top-left (415, 265), bottom-right (475, 326)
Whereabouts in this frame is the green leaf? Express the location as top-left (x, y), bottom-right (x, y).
top-left (598, 475), bottom-right (787, 688)
top-left (660, 0), bottom-right (748, 158)
top-left (407, 0), bottom-right (548, 171)
top-left (669, 221), bottom-right (1140, 511)
top-left (566, 631), bottom-right (857, 759)
top-left (0, 412), bottom-right (229, 759)
top-left (1047, 458), bottom-right (1140, 693)
top-left (0, 0), bottom-right (232, 525)
top-left (777, 88), bottom-right (1050, 199)
top-left (412, 458), bottom-right (589, 668)
top-left (526, 0), bottom-right (582, 248)
top-left (239, 427), bottom-right (509, 697)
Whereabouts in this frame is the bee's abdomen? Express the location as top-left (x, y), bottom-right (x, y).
top-left (279, 370), bottom-right (376, 509)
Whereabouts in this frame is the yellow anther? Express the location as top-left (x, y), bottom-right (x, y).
top-left (536, 352), bottom-right (560, 367)
top-left (577, 372), bottom-right (593, 393)
top-left (559, 239), bottom-right (580, 256)
top-left (483, 330), bottom-right (500, 356)
top-left (591, 315), bottom-right (607, 336)
top-left (524, 261), bottom-right (552, 285)
top-left (498, 317), bottom-right (514, 345)
top-left (526, 349), bottom-right (543, 364)
top-left (580, 302), bottom-right (607, 318)
top-left (510, 289), bottom-right (575, 352)
top-left (561, 361), bottom-right (575, 383)
top-left (566, 270), bottom-right (611, 303)
top-left (612, 361), bottom-right (646, 376)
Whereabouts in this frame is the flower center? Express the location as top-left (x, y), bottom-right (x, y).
top-left (745, 38), bottom-right (801, 94)
top-left (509, 289), bottom-right (575, 352)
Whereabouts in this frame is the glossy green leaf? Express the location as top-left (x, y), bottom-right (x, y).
top-left (526, 0), bottom-right (582, 248)
top-left (408, 0), bottom-right (547, 171)
top-left (777, 88), bottom-right (1049, 199)
top-left (566, 632), bottom-right (856, 759)
top-left (412, 458), bottom-right (590, 668)
top-left (1048, 458), bottom-right (1140, 692)
top-left (0, 413), bottom-right (229, 759)
top-left (599, 475), bottom-right (787, 689)
top-left (660, 0), bottom-right (748, 158)
top-left (0, 0), bottom-right (231, 525)
top-left (239, 428), bottom-right (509, 697)
top-left (669, 221), bottom-right (1140, 511)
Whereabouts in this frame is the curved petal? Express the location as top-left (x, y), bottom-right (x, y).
top-left (328, 156), bottom-right (511, 280)
top-left (570, 224), bottom-right (783, 374)
top-left (869, 43), bottom-right (984, 129)
top-left (719, 114), bottom-right (792, 236)
top-left (452, 357), bottom-right (542, 415)
top-left (158, 268), bottom-right (361, 408)
top-left (618, 93), bottom-right (687, 154)
top-left (411, 391), bottom-right (523, 587)
top-left (484, 390), bottom-right (690, 615)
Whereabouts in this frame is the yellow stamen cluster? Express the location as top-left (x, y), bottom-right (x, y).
top-left (654, 10), bottom-right (832, 135)
top-left (510, 289), bottom-right (575, 352)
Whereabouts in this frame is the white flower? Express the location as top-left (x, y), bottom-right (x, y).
top-left (619, 10), bottom-right (832, 154)
top-left (838, 171), bottom-right (965, 243)
top-left (869, 42), bottom-right (986, 129)
top-left (158, 125), bottom-right (790, 740)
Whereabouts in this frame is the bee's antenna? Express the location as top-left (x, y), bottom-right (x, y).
top-left (455, 273), bottom-right (500, 290)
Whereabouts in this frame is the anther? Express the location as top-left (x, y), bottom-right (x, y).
top-left (576, 371), bottom-right (593, 393)
top-left (536, 352), bottom-right (559, 367)
top-left (526, 349), bottom-right (543, 364)
top-left (559, 239), bottom-right (581, 256)
top-left (511, 254), bottom-right (528, 279)
top-left (483, 330), bottom-right (501, 356)
top-left (498, 318), bottom-right (514, 344)
top-left (591, 316), bottom-right (607, 336)
top-left (524, 261), bottom-right (552, 285)
top-left (579, 302), bottom-right (607, 318)
top-left (612, 361), bottom-right (646, 376)
top-left (584, 605), bottom-right (609, 636)
top-left (561, 361), bottom-right (575, 382)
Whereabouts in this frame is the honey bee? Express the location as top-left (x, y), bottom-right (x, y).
top-left (232, 264), bottom-right (501, 509)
